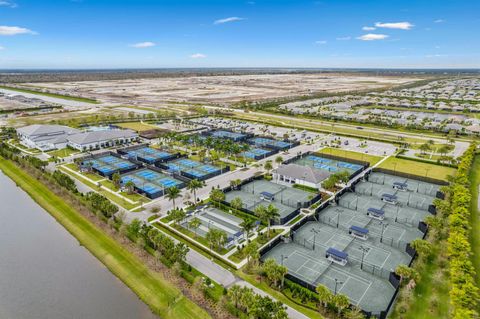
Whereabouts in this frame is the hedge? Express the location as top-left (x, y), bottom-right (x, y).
top-left (446, 143), bottom-right (479, 318)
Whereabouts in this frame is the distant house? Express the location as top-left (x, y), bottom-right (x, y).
top-left (272, 163), bottom-right (330, 189)
top-left (16, 124), bottom-right (80, 151)
top-left (465, 125), bottom-right (480, 135)
top-left (67, 129), bottom-right (138, 151)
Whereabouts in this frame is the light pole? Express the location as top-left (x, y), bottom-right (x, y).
top-left (359, 245), bottom-right (370, 270)
top-left (424, 168), bottom-right (430, 179)
top-left (380, 221), bottom-right (389, 243)
top-left (310, 228), bottom-right (319, 250)
top-left (281, 254), bottom-right (288, 266)
top-left (334, 278), bottom-right (344, 295)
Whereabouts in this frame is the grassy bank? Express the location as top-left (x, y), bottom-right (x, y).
top-left (0, 85), bottom-right (99, 104)
top-left (469, 155), bottom-right (480, 289)
top-left (378, 157), bottom-right (456, 181)
top-left (0, 159), bottom-right (210, 319)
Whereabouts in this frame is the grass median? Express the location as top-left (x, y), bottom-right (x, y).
top-left (378, 157), bottom-right (456, 181)
top-left (0, 158), bottom-right (210, 319)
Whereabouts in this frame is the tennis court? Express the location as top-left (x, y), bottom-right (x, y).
top-left (318, 204), bottom-right (424, 249)
top-left (261, 172), bottom-right (441, 314)
top-left (210, 130), bottom-right (248, 141)
top-left (294, 155), bottom-right (364, 175)
top-left (262, 226), bottom-right (396, 312)
top-left (354, 179), bottom-right (437, 212)
top-left (180, 205), bottom-right (246, 247)
top-left (164, 158), bottom-right (223, 181)
top-left (123, 147), bottom-right (176, 164)
top-left (81, 155), bottom-right (137, 177)
top-left (247, 137), bottom-right (293, 151)
top-left (224, 179), bottom-right (312, 223)
top-left (241, 147), bottom-right (276, 160)
top-left (120, 168), bottom-right (184, 199)
top-left (367, 172), bottom-right (441, 198)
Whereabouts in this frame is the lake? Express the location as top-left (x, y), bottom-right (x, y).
top-left (0, 171), bottom-right (158, 319)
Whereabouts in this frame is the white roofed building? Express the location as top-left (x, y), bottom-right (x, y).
top-left (272, 163), bottom-right (330, 190)
top-left (16, 124), bottom-right (80, 151)
top-left (67, 129), bottom-right (138, 151)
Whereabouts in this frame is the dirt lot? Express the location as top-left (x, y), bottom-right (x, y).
top-left (24, 73), bottom-right (420, 105)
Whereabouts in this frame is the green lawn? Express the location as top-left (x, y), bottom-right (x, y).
top-left (378, 157), bottom-right (456, 181)
top-left (316, 147), bottom-right (383, 165)
top-left (469, 155), bottom-right (480, 289)
top-left (390, 246), bottom-right (450, 319)
top-left (117, 121), bottom-right (158, 132)
top-left (414, 153), bottom-right (443, 161)
top-left (59, 166), bottom-right (139, 210)
top-left (9, 140), bottom-right (41, 154)
top-left (64, 163), bottom-right (105, 181)
top-left (228, 229), bottom-right (283, 263)
top-left (0, 158), bottom-right (210, 319)
top-left (47, 148), bottom-right (79, 158)
top-left (0, 85), bottom-right (99, 104)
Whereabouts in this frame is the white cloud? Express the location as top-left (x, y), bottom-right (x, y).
top-left (425, 54), bottom-right (448, 58)
top-left (362, 26), bottom-right (376, 31)
top-left (130, 41), bottom-right (155, 48)
top-left (315, 40), bottom-right (327, 44)
top-left (0, 26), bottom-right (35, 36)
top-left (374, 22), bottom-right (414, 30)
top-left (434, 19), bottom-right (445, 23)
top-left (336, 36), bottom-right (351, 41)
top-left (0, 46), bottom-right (5, 50)
top-left (0, 1), bottom-right (17, 8)
top-left (214, 17), bottom-right (244, 25)
top-left (190, 53), bottom-right (206, 59)
top-left (357, 33), bottom-right (389, 41)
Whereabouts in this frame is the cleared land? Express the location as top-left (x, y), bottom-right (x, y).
top-left (0, 85), bottom-right (99, 104)
top-left (22, 73), bottom-right (419, 104)
top-left (378, 157), bottom-right (456, 181)
top-left (0, 158), bottom-right (210, 319)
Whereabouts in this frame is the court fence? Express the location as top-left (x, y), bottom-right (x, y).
top-left (79, 151), bottom-right (139, 177)
top-left (371, 167), bottom-right (449, 187)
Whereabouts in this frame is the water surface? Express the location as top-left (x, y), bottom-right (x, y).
top-left (0, 171), bottom-right (158, 319)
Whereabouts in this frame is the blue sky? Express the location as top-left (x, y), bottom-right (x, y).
top-left (0, 0), bottom-right (479, 69)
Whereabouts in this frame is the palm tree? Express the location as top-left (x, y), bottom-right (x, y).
top-left (244, 241), bottom-right (260, 267)
top-left (254, 205), bottom-right (268, 226)
top-left (316, 284), bottom-right (332, 309)
top-left (395, 264), bottom-right (416, 286)
top-left (231, 197), bottom-right (243, 211)
top-left (275, 156), bottom-right (283, 166)
top-left (188, 217), bottom-right (201, 237)
top-left (227, 285), bottom-right (243, 309)
top-left (187, 179), bottom-right (203, 203)
top-left (125, 180), bottom-right (135, 194)
top-left (209, 188), bottom-right (225, 207)
top-left (112, 172), bottom-right (121, 189)
top-left (344, 307), bottom-right (366, 319)
top-left (264, 204), bottom-right (280, 237)
top-left (240, 218), bottom-right (255, 239)
top-left (333, 293), bottom-right (350, 315)
top-left (264, 161), bottom-right (273, 174)
top-left (166, 186), bottom-right (181, 210)
top-left (206, 228), bottom-right (227, 251)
